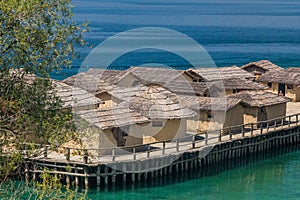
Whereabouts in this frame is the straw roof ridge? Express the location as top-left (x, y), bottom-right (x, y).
top-left (217, 78), bottom-right (269, 90)
top-left (162, 81), bottom-right (222, 96)
top-left (63, 72), bottom-right (116, 94)
top-left (186, 66), bottom-right (255, 82)
top-left (78, 102), bottom-right (150, 130)
top-left (108, 85), bottom-right (149, 102)
top-left (128, 86), bottom-right (195, 119)
top-left (117, 66), bottom-right (186, 85)
top-left (86, 68), bottom-right (128, 84)
top-left (53, 81), bottom-right (103, 109)
top-left (178, 95), bottom-right (241, 111)
top-left (257, 68), bottom-right (300, 87)
top-left (227, 90), bottom-right (290, 107)
top-left (241, 60), bottom-right (283, 72)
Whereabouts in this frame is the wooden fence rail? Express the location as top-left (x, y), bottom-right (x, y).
top-left (3, 113), bottom-right (300, 164)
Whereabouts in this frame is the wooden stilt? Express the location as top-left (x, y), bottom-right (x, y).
top-left (32, 163), bottom-right (36, 181)
top-left (96, 165), bottom-right (101, 188)
top-left (75, 165), bottom-right (79, 188)
top-left (131, 162), bottom-right (135, 183)
top-left (122, 163), bottom-right (127, 184)
top-left (104, 166), bottom-right (109, 185)
top-left (137, 161), bottom-right (142, 181)
top-left (84, 166), bottom-right (89, 189)
top-left (25, 161), bottom-right (29, 183)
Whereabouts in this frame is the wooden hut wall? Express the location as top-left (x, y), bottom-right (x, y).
top-left (242, 103), bottom-right (286, 125)
top-left (79, 125), bottom-right (145, 150)
top-left (223, 104), bottom-right (244, 131)
top-left (285, 86), bottom-right (300, 102)
top-left (243, 107), bottom-right (259, 124)
top-left (117, 73), bottom-right (141, 87)
top-left (265, 103), bottom-right (286, 122)
top-left (261, 82), bottom-right (300, 102)
top-left (186, 105), bottom-right (243, 134)
top-left (95, 93), bottom-right (121, 109)
top-left (130, 118), bottom-right (187, 144)
top-left (186, 111), bottom-right (223, 133)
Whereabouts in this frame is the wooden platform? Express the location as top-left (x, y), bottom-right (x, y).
top-left (18, 113), bottom-right (300, 189)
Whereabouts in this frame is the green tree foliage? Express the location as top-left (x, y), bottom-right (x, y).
top-left (0, 0), bottom-right (88, 197)
top-left (0, 0), bottom-right (87, 76)
top-left (0, 0), bottom-right (87, 143)
top-left (0, 172), bottom-right (88, 200)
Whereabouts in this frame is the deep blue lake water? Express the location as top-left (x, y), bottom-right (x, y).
top-left (52, 0), bottom-right (300, 80)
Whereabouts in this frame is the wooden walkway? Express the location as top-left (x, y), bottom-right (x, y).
top-left (27, 113), bottom-right (300, 164)
top-left (2, 113), bottom-right (300, 189)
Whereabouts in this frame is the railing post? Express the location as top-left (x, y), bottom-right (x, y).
top-left (43, 145), bottom-right (48, 159)
top-left (229, 128), bottom-right (232, 140)
top-left (260, 122), bottom-right (263, 134)
top-left (162, 141), bottom-right (166, 155)
top-left (24, 144), bottom-right (28, 159)
top-left (192, 135), bottom-right (196, 149)
top-left (176, 139), bottom-right (179, 152)
top-left (147, 145), bottom-right (150, 158)
top-left (0, 140), bottom-right (2, 155)
top-left (83, 149), bottom-right (88, 164)
top-left (274, 119), bottom-right (277, 130)
top-left (112, 148), bottom-right (116, 161)
top-left (281, 118), bottom-right (284, 129)
top-left (218, 130), bottom-right (222, 142)
top-left (288, 116), bottom-right (291, 128)
top-left (205, 132), bottom-right (208, 145)
top-left (65, 147), bottom-right (70, 162)
top-left (241, 125), bottom-right (245, 137)
top-left (133, 147), bottom-right (136, 160)
top-left (266, 121), bottom-right (269, 132)
top-left (296, 114), bottom-right (299, 126)
top-left (251, 123), bottom-right (254, 136)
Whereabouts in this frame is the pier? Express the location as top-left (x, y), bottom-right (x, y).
top-left (14, 113), bottom-right (300, 189)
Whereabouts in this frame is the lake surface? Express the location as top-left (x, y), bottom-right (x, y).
top-left (52, 0), bottom-right (300, 79)
top-left (87, 149), bottom-right (300, 200)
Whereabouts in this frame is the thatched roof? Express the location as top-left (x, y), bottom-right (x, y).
top-left (161, 78), bottom-right (267, 97)
top-left (53, 81), bottom-right (103, 109)
top-left (241, 60), bottom-right (283, 72)
top-left (128, 86), bottom-right (196, 119)
top-left (108, 85), bottom-right (149, 102)
top-left (86, 68), bottom-right (127, 85)
top-left (63, 72), bottom-right (116, 94)
top-left (162, 81), bottom-right (222, 97)
top-left (227, 90), bottom-right (290, 107)
top-left (286, 68), bottom-right (300, 73)
top-left (78, 102), bottom-right (150, 130)
top-left (185, 66), bottom-right (255, 82)
top-left (220, 78), bottom-right (269, 90)
top-left (257, 68), bottom-right (300, 87)
top-left (118, 66), bottom-right (186, 85)
top-left (178, 95), bottom-right (241, 111)
top-left (3, 68), bottom-right (37, 84)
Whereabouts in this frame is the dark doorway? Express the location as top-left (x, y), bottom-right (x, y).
top-left (278, 83), bottom-right (286, 96)
top-left (112, 127), bottom-right (128, 147)
top-left (258, 106), bottom-right (267, 124)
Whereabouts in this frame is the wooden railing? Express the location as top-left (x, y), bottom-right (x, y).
top-left (2, 113), bottom-right (300, 164)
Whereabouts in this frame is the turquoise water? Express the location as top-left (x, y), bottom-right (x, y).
top-left (52, 0), bottom-right (300, 80)
top-left (87, 150), bottom-right (300, 199)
